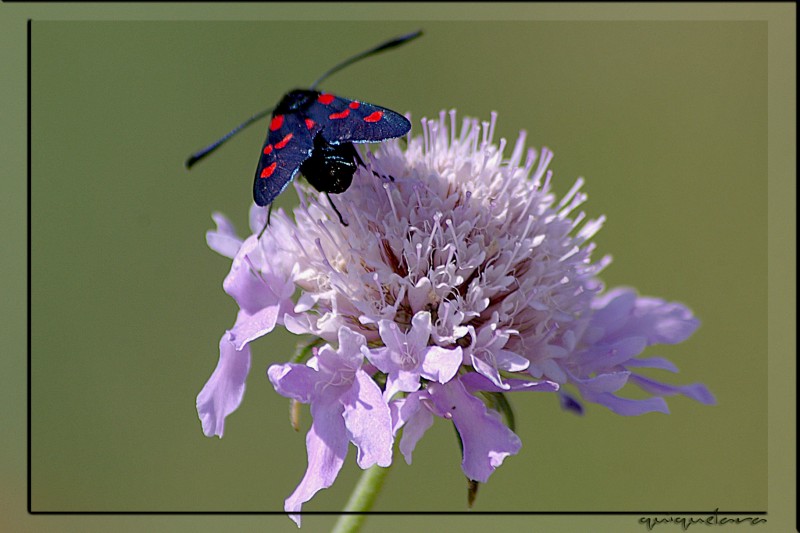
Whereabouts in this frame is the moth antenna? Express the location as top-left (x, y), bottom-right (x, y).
top-left (186, 106), bottom-right (274, 168)
top-left (187, 30), bottom-right (421, 168)
top-left (309, 29), bottom-right (423, 90)
top-left (325, 193), bottom-right (348, 226)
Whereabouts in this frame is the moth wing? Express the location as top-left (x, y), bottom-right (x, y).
top-left (306, 94), bottom-right (411, 145)
top-left (253, 113), bottom-right (315, 206)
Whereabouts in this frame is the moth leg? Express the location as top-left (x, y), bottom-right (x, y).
top-left (325, 193), bottom-right (349, 226)
top-left (353, 147), bottom-right (366, 168)
top-left (372, 169), bottom-right (395, 182)
top-left (258, 204), bottom-right (273, 239)
top-left (354, 147), bottom-right (394, 180)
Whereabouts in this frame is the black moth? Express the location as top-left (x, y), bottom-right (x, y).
top-left (186, 30), bottom-right (421, 225)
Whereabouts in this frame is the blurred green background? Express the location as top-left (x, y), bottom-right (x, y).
top-left (10, 11), bottom-right (780, 533)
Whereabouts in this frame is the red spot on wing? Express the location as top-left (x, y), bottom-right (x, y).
top-left (305, 118), bottom-right (315, 130)
top-left (275, 133), bottom-right (293, 149)
top-left (263, 144), bottom-right (273, 155)
top-left (329, 109), bottom-right (351, 120)
top-left (269, 115), bottom-right (284, 131)
top-left (260, 162), bottom-right (277, 179)
top-left (348, 101), bottom-right (360, 109)
top-left (318, 93), bottom-right (335, 105)
top-left (364, 111), bottom-right (383, 123)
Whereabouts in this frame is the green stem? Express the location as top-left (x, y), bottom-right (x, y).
top-left (331, 463), bottom-right (392, 533)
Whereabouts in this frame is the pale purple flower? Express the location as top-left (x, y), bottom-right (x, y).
top-left (196, 110), bottom-right (714, 522)
top-left (390, 373), bottom-right (558, 480)
top-left (196, 228), bottom-right (295, 438)
top-left (367, 310), bottom-right (462, 400)
top-left (196, 334), bottom-right (251, 438)
top-left (268, 326), bottom-right (392, 526)
top-left (556, 287), bottom-right (716, 415)
top-left (391, 378), bottom-right (521, 482)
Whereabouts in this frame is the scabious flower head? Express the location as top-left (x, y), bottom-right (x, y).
top-left (197, 110), bottom-right (714, 525)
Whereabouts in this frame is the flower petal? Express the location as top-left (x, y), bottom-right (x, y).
top-left (408, 311), bottom-right (433, 349)
top-left (629, 374), bottom-right (716, 405)
top-left (316, 327), bottom-right (366, 376)
top-left (223, 236), bottom-right (275, 315)
top-left (248, 203), bottom-right (268, 235)
top-left (339, 326), bottom-right (369, 368)
top-left (625, 356), bottom-right (679, 373)
top-left (471, 352), bottom-right (509, 390)
top-left (420, 345), bottom-right (462, 384)
top-left (362, 346), bottom-right (394, 375)
top-left (390, 392), bottom-right (434, 464)
top-left (340, 369), bottom-right (394, 468)
top-left (390, 369), bottom-right (423, 398)
top-left (206, 212), bottom-right (242, 259)
top-left (284, 401), bottom-right (349, 527)
top-left (593, 289), bottom-right (700, 346)
top-left (408, 277), bottom-right (433, 314)
top-left (283, 313), bottom-right (318, 337)
top-left (228, 306), bottom-right (280, 350)
top-left (267, 362), bottom-right (317, 404)
top-left (633, 298), bottom-right (700, 345)
top-left (460, 372), bottom-right (559, 393)
top-left (196, 334), bottom-right (251, 438)
top-left (582, 390), bottom-right (670, 416)
top-left (426, 380), bottom-right (521, 482)
top-left (496, 349), bottom-right (530, 372)
top-left (570, 371), bottom-right (631, 393)
top-left (590, 288), bottom-right (638, 336)
top-left (377, 319), bottom-right (407, 357)
top-left (574, 337), bottom-right (648, 371)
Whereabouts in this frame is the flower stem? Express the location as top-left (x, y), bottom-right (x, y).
top-left (331, 464), bottom-right (392, 533)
